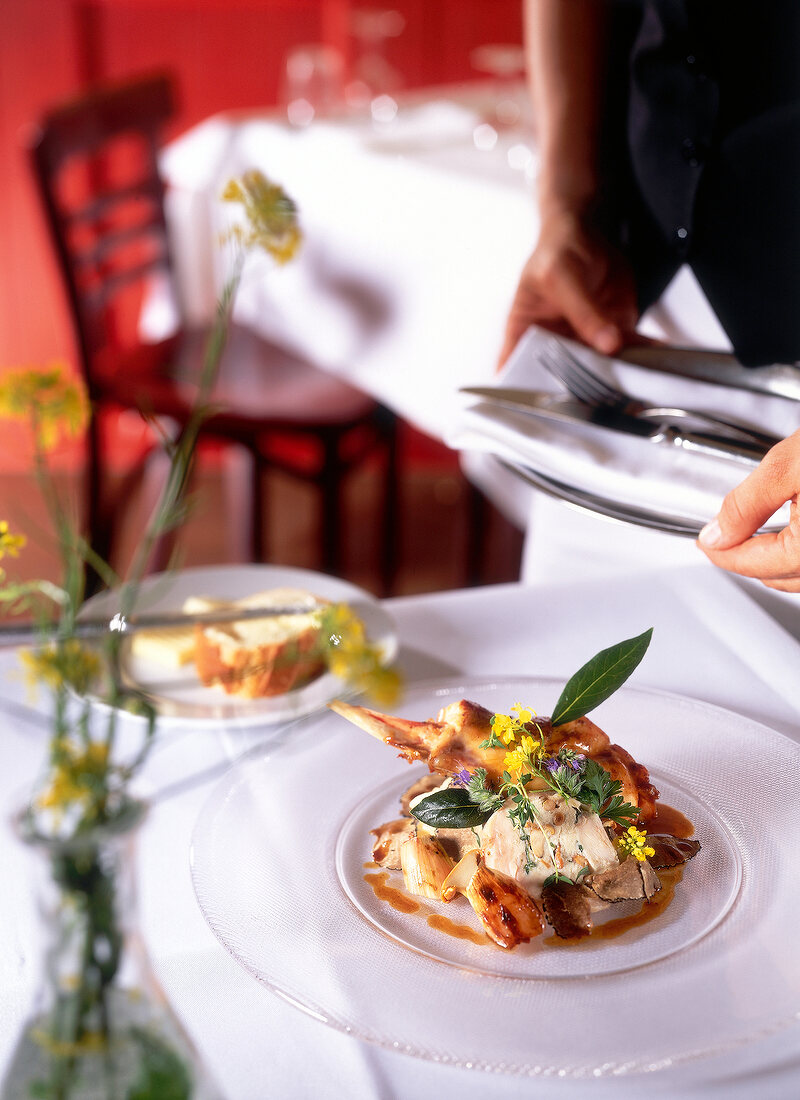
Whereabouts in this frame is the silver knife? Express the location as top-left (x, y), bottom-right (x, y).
top-left (460, 387), bottom-right (771, 464)
top-left (617, 345), bottom-right (800, 402)
top-left (0, 602), bottom-right (326, 647)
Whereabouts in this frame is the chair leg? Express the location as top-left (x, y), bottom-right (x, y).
top-left (378, 408), bottom-right (399, 597)
top-left (250, 452), bottom-right (267, 562)
top-left (320, 432), bottom-right (343, 576)
top-left (464, 480), bottom-right (489, 588)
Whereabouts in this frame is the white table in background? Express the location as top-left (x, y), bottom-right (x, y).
top-left (151, 87), bottom-right (734, 539)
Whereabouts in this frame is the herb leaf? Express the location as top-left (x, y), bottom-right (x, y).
top-left (551, 628), bottom-right (653, 727)
top-left (600, 796), bottom-right (640, 828)
top-left (410, 788), bottom-right (497, 830)
top-left (577, 759), bottom-right (639, 826)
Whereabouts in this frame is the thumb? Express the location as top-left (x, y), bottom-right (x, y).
top-left (698, 436), bottom-right (796, 550)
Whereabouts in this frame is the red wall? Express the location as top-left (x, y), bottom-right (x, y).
top-left (0, 0), bottom-right (522, 371)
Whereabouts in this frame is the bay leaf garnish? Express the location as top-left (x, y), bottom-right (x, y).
top-left (550, 628), bottom-right (653, 727)
top-left (410, 788), bottom-right (496, 830)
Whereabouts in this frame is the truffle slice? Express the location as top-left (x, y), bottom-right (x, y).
top-left (647, 835), bottom-right (701, 869)
top-left (587, 856), bottom-right (662, 902)
top-left (541, 879), bottom-right (594, 939)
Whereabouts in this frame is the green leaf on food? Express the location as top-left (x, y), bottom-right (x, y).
top-left (551, 628), bottom-right (653, 727)
top-left (410, 788), bottom-right (497, 830)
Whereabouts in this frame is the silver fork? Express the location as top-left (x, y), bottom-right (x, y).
top-left (541, 339), bottom-right (780, 448)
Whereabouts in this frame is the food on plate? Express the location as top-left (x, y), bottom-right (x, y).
top-left (129, 623), bottom-right (196, 668)
top-left (131, 588), bottom-right (327, 697)
top-left (192, 588), bottom-right (326, 698)
top-left (331, 629), bottom-right (701, 949)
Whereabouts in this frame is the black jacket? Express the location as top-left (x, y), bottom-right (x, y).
top-left (603, 0), bottom-right (800, 365)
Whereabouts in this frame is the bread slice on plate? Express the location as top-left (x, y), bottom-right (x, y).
top-left (191, 588), bottom-right (327, 698)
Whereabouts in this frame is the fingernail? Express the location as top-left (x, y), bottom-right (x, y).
top-left (699, 519), bottom-right (722, 547)
top-left (595, 326), bottom-right (619, 355)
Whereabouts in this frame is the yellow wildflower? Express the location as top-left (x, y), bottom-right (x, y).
top-left (222, 171), bottom-right (303, 263)
top-left (511, 702), bottom-right (534, 725)
top-left (21, 639), bottom-right (102, 697)
top-left (616, 825), bottom-right (655, 862)
top-left (519, 733), bottom-right (540, 757)
top-left (0, 521), bottom-right (26, 560)
top-left (36, 740), bottom-right (110, 814)
top-left (320, 603), bottom-right (401, 706)
top-left (492, 713), bottom-right (517, 745)
top-left (0, 363), bottom-right (88, 452)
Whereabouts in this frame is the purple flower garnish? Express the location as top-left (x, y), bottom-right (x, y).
top-left (568, 754), bottom-right (586, 772)
top-left (452, 767), bottom-right (472, 788)
top-left (543, 757), bottom-right (560, 774)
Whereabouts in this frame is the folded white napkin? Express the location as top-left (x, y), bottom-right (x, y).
top-left (449, 327), bottom-right (798, 527)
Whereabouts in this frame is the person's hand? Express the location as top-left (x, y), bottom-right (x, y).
top-left (498, 206), bottom-right (641, 368)
top-left (698, 430), bottom-right (800, 591)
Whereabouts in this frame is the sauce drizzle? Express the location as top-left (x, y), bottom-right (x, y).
top-left (427, 913), bottom-right (490, 946)
top-left (647, 803), bottom-right (694, 839)
top-left (363, 871), bottom-right (421, 915)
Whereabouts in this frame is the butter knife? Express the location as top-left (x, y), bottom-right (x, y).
top-left (0, 602), bottom-right (326, 647)
top-left (460, 387), bottom-right (771, 464)
top-left (617, 345), bottom-right (800, 402)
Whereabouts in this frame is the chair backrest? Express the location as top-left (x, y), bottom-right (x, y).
top-left (29, 73), bottom-right (177, 388)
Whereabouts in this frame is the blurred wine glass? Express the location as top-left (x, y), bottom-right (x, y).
top-left (469, 43), bottom-right (529, 131)
top-left (282, 44), bottom-right (345, 127)
top-left (346, 8), bottom-right (406, 124)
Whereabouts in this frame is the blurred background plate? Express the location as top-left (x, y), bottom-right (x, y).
top-left (80, 564), bottom-right (397, 727)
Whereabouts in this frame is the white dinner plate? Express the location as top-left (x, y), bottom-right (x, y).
top-left (79, 565), bottom-right (397, 728)
top-left (189, 676), bottom-right (800, 1076)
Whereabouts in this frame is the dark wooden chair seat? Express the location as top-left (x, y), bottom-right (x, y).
top-left (28, 71), bottom-right (399, 592)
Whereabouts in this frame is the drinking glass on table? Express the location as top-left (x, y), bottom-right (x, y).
top-left (345, 8), bottom-right (405, 125)
top-left (470, 43), bottom-right (530, 131)
top-left (281, 44), bottom-right (345, 127)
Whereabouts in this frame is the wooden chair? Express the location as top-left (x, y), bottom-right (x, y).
top-left (27, 71), bottom-right (398, 592)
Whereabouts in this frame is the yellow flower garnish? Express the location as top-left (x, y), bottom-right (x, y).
top-left (616, 825), bottom-right (655, 862)
top-left (519, 733), bottom-right (539, 756)
top-left (222, 171), bottom-right (302, 263)
top-left (511, 702), bottom-right (534, 725)
top-left (491, 703), bottom-right (541, 753)
top-left (0, 363), bottom-right (88, 452)
top-left (492, 713), bottom-right (517, 745)
top-left (0, 521), bottom-right (26, 560)
top-left (503, 734), bottom-right (542, 777)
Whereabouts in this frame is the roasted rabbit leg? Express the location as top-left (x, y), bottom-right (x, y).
top-left (329, 698), bottom-right (658, 821)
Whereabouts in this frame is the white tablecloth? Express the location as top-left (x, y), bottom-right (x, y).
top-left (151, 88), bottom-right (766, 586)
top-left (2, 567), bottom-right (800, 1098)
top-left (153, 87), bottom-right (733, 450)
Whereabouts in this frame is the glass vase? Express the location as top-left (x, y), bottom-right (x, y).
top-left (2, 800), bottom-right (222, 1100)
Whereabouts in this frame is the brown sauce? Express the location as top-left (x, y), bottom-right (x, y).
top-left (363, 861), bottom-right (379, 869)
top-left (427, 913), bottom-right (490, 946)
top-left (363, 871), bottom-right (421, 915)
top-left (648, 803), bottom-right (694, 839)
top-left (365, 805), bottom-right (694, 948)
